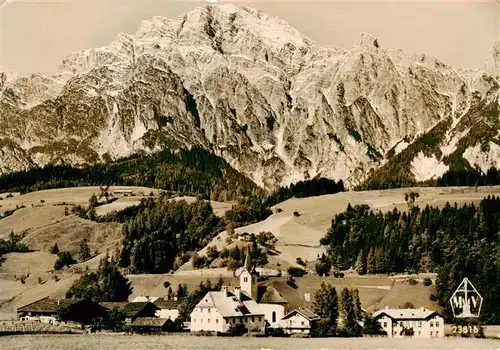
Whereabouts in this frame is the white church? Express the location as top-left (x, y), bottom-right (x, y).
top-left (189, 249), bottom-right (294, 333)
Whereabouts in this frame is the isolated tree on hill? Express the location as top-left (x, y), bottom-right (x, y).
top-left (54, 252), bottom-right (76, 270)
top-left (88, 193), bottom-right (98, 208)
top-left (51, 243), bottom-right (60, 255)
top-left (79, 238), bottom-right (91, 262)
top-left (226, 222), bottom-right (235, 238)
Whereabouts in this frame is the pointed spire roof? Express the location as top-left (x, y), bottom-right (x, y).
top-left (243, 245), bottom-right (253, 273)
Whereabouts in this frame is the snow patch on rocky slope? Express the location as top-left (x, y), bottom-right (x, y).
top-left (463, 142), bottom-right (500, 174)
top-left (411, 152), bottom-right (449, 182)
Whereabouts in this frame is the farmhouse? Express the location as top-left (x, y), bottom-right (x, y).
top-left (130, 317), bottom-right (174, 333)
top-left (279, 308), bottom-right (320, 335)
top-left (373, 306), bottom-right (444, 338)
top-left (17, 297), bottom-right (77, 324)
top-left (18, 297), bottom-right (107, 325)
top-left (100, 301), bottom-right (159, 323)
top-left (154, 298), bottom-right (181, 320)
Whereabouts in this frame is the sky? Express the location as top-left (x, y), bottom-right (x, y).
top-left (0, 0), bottom-right (499, 76)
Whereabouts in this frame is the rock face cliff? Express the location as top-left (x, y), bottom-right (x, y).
top-left (1, 5), bottom-right (499, 189)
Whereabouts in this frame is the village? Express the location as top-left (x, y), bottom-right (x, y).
top-left (13, 249), bottom-right (446, 339)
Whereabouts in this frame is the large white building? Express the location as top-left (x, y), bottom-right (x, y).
top-left (190, 248), bottom-right (291, 333)
top-left (373, 306), bottom-right (445, 338)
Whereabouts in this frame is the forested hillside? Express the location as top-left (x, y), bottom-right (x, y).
top-left (0, 148), bottom-right (262, 201)
top-left (318, 197), bottom-right (500, 324)
top-left (358, 166), bottom-right (500, 190)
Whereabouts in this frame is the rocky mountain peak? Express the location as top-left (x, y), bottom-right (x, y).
top-left (353, 32), bottom-right (380, 50)
top-left (0, 4), bottom-right (499, 189)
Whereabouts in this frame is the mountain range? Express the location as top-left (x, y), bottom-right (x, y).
top-left (1, 4), bottom-right (499, 189)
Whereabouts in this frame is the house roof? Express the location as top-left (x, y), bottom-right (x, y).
top-left (17, 297), bottom-right (80, 314)
top-left (194, 290), bottom-right (264, 318)
top-left (373, 307), bottom-right (440, 321)
top-left (257, 286), bottom-right (288, 304)
top-left (154, 298), bottom-right (181, 309)
top-left (130, 317), bottom-right (172, 327)
top-left (99, 302), bottom-right (129, 311)
top-left (121, 302), bottom-right (158, 318)
top-left (282, 308), bottom-right (320, 321)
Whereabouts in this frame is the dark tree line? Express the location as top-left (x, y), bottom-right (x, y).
top-left (320, 196), bottom-right (500, 324)
top-left (0, 231), bottom-right (29, 265)
top-left (67, 253), bottom-right (133, 302)
top-left (0, 148), bottom-right (262, 201)
top-left (264, 178), bottom-right (345, 207)
top-left (358, 166), bottom-right (500, 190)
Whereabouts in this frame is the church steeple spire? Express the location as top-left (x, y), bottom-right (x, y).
top-left (244, 245), bottom-right (253, 272)
top-left (240, 245), bottom-right (258, 300)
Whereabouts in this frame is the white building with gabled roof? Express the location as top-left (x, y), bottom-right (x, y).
top-left (190, 247), bottom-right (289, 332)
top-left (279, 308), bottom-right (320, 335)
top-left (189, 286), bottom-right (265, 332)
top-left (373, 306), bottom-right (444, 338)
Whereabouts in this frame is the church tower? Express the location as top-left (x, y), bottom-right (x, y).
top-left (239, 246), bottom-right (258, 300)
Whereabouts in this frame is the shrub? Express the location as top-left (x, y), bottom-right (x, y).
top-left (191, 254), bottom-right (206, 269)
top-left (408, 278), bottom-right (418, 286)
top-left (293, 211), bottom-right (300, 217)
top-left (423, 277), bottom-right (432, 286)
top-left (54, 252), bottom-right (76, 270)
top-left (402, 301), bottom-right (415, 309)
top-left (429, 294), bottom-right (438, 301)
top-left (296, 257), bottom-right (306, 266)
top-left (287, 266), bottom-right (307, 277)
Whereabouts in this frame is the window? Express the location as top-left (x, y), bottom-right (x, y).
top-left (272, 311), bottom-right (276, 323)
top-left (201, 309), bottom-right (203, 313)
top-left (418, 321), bottom-right (422, 327)
top-left (430, 331), bottom-right (433, 336)
top-left (232, 319), bottom-right (236, 324)
top-left (208, 308), bottom-right (211, 313)
top-left (252, 317), bottom-right (254, 322)
top-left (244, 277), bottom-right (248, 282)
top-left (193, 319), bottom-right (196, 323)
top-left (259, 317), bottom-right (262, 322)
top-left (383, 322), bottom-right (387, 328)
top-left (435, 321), bottom-right (439, 327)
top-left (226, 319), bottom-right (229, 324)
top-left (301, 321), bottom-right (304, 326)
top-left (436, 331), bottom-right (439, 337)
top-left (208, 319), bottom-right (210, 324)
top-left (430, 321), bottom-right (434, 327)
top-left (240, 318), bottom-right (243, 324)
top-left (216, 319), bottom-right (219, 324)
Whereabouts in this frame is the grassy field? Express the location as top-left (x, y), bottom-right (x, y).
top-left (2, 185), bottom-right (500, 321)
top-left (1, 334), bottom-right (499, 349)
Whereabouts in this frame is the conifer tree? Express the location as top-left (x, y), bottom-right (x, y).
top-left (51, 243), bottom-right (60, 255)
top-left (79, 238), bottom-right (91, 262)
top-left (312, 282), bottom-right (338, 330)
top-left (355, 250), bottom-right (366, 275)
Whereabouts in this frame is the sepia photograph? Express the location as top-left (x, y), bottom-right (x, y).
top-left (1, 0), bottom-right (500, 349)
